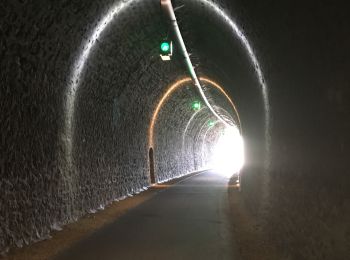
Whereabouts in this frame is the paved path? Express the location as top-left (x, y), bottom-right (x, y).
top-left (54, 171), bottom-right (239, 260)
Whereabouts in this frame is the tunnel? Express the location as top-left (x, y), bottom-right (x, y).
top-left (1, 0), bottom-right (349, 259)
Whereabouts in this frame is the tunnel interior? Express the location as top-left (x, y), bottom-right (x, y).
top-left (150, 77), bottom-right (243, 182)
top-left (1, 0), bottom-right (349, 258)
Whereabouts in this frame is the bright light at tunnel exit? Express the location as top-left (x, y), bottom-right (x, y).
top-left (210, 126), bottom-right (244, 178)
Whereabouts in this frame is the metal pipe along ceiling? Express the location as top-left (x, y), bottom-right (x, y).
top-left (160, 0), bottom-right (232, 127)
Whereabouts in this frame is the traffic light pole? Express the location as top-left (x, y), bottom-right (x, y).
top-left (160, 0), bottom-right (230, 127)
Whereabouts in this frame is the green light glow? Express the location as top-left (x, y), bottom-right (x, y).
top-left (208, 120), bottom-right (214, 127)
top-left (161, 42), bottom-right (170, 52)
top-left (192, 101), bottom-right (201, 110)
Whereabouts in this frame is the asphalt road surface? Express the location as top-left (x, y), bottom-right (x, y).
top-left (54, 171), bottom-right (239, 260)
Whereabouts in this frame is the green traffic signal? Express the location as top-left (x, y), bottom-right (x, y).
top-left (161, 42), bottom-right (170, 52)
top-left (160, 40), bottom-right (172, 55)
top-left (192, 101), bottom-right (201, 111)
top-left (160, 40), bottom-right (172, 61)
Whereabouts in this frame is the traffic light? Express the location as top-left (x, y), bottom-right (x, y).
top-left (191, 101), bottom-right (201, 111)
top-left (208, 120), bottom-right (215, 127)
top-left (160, 40), bottom-right (173, 61)
top-left (161, 42), bottom-right (170, 53)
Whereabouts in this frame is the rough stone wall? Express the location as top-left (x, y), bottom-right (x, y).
top-left (229, 1), bottom-right (350, 258)
top-left (0, 0), bottom-right (193, 253)
top-left (154, 85), bottom-right (198, 181)
top-left (0, 0), bottom-right (109, 252)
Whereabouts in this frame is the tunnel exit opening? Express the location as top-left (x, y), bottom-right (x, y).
top-left (149, 148), bottom-right (156, 184)
top-left (208, 126), bottom-right (245, 178)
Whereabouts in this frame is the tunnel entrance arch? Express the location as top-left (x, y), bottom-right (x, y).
top-left (149, 147), bottom-right (156, 184)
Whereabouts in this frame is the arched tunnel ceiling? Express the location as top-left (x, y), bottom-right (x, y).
top-left (66, 0), bottom-right (268, 141)
top-left (69, 0), bottom-right (268, 188)
top-left (69, 0), bottom-right (268, 169)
